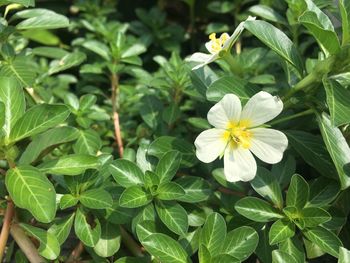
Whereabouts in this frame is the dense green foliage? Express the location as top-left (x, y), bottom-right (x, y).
top-left (0, 0), bottom-right (350, 262)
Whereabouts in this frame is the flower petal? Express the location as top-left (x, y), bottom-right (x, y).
top-left (207, 93), bottom-right (242, 129)
top-left (188, 52), bottom-right (218, 70)
top-left (222, 16), bottom-right (256, 50)
top-left (249, 128), bottom-right (288, 164)
top-left (187, 52), bottom-right (212, 63)
top-left (205, 41), bottom-right (216, 54)
top-left (195, 128), bottom-right (227, 163)
top-left (240, 91), bottom-right (283, 127)
top-left (224, 147), bottom-right (257, 182)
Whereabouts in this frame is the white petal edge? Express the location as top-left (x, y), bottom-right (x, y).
top-left (190, 53), bottom-right (218, 70)
top-left (187, 52), bottom-right (212, 63)
top-left (224, 147), bottom-right (257, 182)
top-left (240, 91), bottom-right (283, 127)
top-left (194, 128), bottom-right (227, 163)
top-left (249, 128), bottom-right (288, 164)
top-left (207, 93), bottom-right (242, 129)
top-left (222, 16), bottom-right (256, 50)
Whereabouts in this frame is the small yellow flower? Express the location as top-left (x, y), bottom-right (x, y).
top-left (188, 16), bottom-right (255, 69)
top-left (194, 92), bottom-right (288, 182)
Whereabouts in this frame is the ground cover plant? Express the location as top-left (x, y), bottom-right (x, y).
top-left (0, 0), bottom-right (350, 262)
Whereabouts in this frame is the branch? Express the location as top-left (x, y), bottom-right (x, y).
top-left (0, 200), bottom-right (14, 262)
top-left (120, 226), bottom-right (144, 257)
top-left (111, 73), bottom-right (124, 157)
top-left (10, 224), bottom-right (45, 263)
top-left (66, 241), bottom-right (84, 263)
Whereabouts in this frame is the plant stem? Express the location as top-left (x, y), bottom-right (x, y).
top-left (222, 52), bottom-right (242, 76)
top-left (66, 241), bottom-right (84, 263)
top-left (120, 227), bottom-right (144, 257)
top-left (283, 72), bottom-right (318, 102)
top-left (268, 109), bottom-right (314, 126)
top-left (0, 200), bottom-right (14, 262)
top-left (10, 224), bottom-right (45, 263)
top-left (111, 73), bottom-right (124, 157)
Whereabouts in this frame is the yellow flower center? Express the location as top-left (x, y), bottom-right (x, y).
top-left (209, 33), bottom-right (229, 53)
top-left (222, 120), bottom-right (252, 149)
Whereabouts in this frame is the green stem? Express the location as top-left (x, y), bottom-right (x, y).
top-left (268, 109), bottom-right (314, 126)
top-left (282, 71), bottom-right (318, 102)
top-left (222, 52), bottom-right (242, 76)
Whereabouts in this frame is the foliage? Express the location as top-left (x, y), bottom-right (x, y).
top-left (0, 0), bottom-right (349, 262)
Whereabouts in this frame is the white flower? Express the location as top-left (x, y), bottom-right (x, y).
top-left (194, 91), bottom-right (288, 182)
top-left (188, 16), bottom-right (255, 70)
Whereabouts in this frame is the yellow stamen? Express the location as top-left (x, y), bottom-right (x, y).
top-left (222, 120), bottom-right (252, 149)
top-left (208, 32), bottom-right (230, 54)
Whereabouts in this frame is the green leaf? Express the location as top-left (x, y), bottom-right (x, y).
top-left (0, 0), bottom-right (34, 7)
top-left (162, 103), bottom-right (180, 125)
top-left (286, 130), bottom-right (337, 178)
top-left (280, 237), bottom-right (305, 263)
top-left (251, 167), bottom-right (283, 208)
top-left (307, 177), bottom-right (340, 206)
top-left (303, 226), bottom-right (343, 258)
top-left (299, 0), bottom-right (340, 56)
top-left (175, 176), bottom-right (212, 203)
top-left (73, 129), bottom-right (101, 155)
top-left (148, 136), bottom-right (196, 168)
top-left (339, 247), bottom-right (350, 263)
top-left (222, 226), bottom-right (259, 260)
top-left (48, 52), bottom-right (86, 75)
top-left (0, 55), bottom-right (36, 87)
top-left (317, 113), bottom-right (350, 190)
top-left (114, 257), bottom-right (149, 263)
top-left (93, 221), bottom-right (121, 257)
top-left (119, 186), bottom-right (152, 208)
top-left (155, 200), bottom-right (188, 236)
top-left (300, 207), bottom-right (331, 227)
top-left (141, 233), bottom-right (191, 263)
top-left (235, 197), bottom-right (283, 222)
top-left (79, 189), bottom-right (113, 209)
top-left (144, 170), bottom-right (160, 189)
top-left (0, 77), bottom-right (25, 141)
top-left (20, 224), bottom-right (60, 260)
top-left (255, 227), bottom-right (273, 263)
top-left (81, 40), bottom-right (111, 60)
top-left (304, 238), bottom-right (325, 259)
top-left (269, 219), bottom-right (295, 245)
top-left (155, 150), bottom-right (181, 183)
top-left (38, 154), bottom-right (100, 175)
top-left (200, 212), bottom-right (226, 256)
top-left (286, 174), bottom-right (309, 210)
top-left (74, 208), bottom-right (101, 247)
top-left (272, 155), bottom-right (296, 189)
top-left (211, 254), bottom-right (240, 263)
top-left (122, 43), bottom-right (146, 58)
top-left (248, 5), bottom-right (287, 25)
top-left (157, 182), bottom-right (185, 200)
top-left (6, 166), bottom-right (56, 223)
top-left (244, 20), bottom-right (303, 75)
top-left (198, 244), bottom-right (211, 263)
top-left (109, 159), bottom-right (144, 188)
top-left (139, 95), bottom-right (163, 130)
top-left (9, 104), bottom-right (70, 144)
top-left (323, 78), bottom-right (350, 126)
top-left (60, 194), bottom-right (78, 210)
top-left (0, 102), bottom-right (4, 130)
top-left (48, 214), bottom-right (75, 245)
top-left (15, 8), bottom-right (69, 30)
top-left (206, 75), bottom-right (259, 103)
top-left (340, 0), bottom-right (350, 45)
top-left (179, 228), bottom-right (201, 256)
top-left (272, 250), bottom-right (298, 263)
top-left (19, 126), bottom-right (79, 165)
